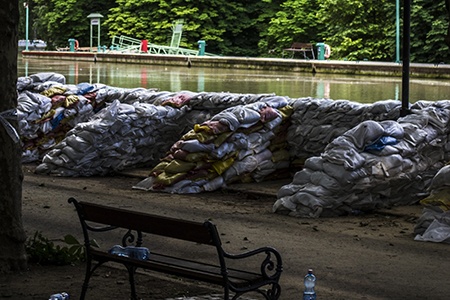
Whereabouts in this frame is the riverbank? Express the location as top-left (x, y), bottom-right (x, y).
top-left (21, 50), bottom-right (450, 79)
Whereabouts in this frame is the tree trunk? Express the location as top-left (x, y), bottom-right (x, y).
top-left (0, 0), bottom-right (27, 272)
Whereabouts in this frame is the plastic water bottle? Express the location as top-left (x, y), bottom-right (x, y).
top-left (303, 269), bottom-right (316, 300)
top-left (131, 246), bottom-right (150, 260)
top-left (108, 245), bottom-right (129, 257)
top-left (49, 292), bottom-right (69, 300)
top-left (108, 245), bottom-right (150, 260)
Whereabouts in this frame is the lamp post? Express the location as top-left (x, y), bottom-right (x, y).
top-left (24, 2), bottom-right (29, 51)
top-left (87, 13), bottom-right (104, 52)
top-left (395, 0), bottom-right (400, 63)
top-left (401, 0), bottom-right (411, 117)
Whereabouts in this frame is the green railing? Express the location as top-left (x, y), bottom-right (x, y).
top-left (110, 21), bottom-right (216, 56)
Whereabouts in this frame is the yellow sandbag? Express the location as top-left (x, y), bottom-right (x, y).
top-left (41, 86), bottom-right (67, 97)
top-left (64, 95), bottom-right (79, 107)
top-left (194, 124), bottom-right (213, 134)
top-left (181, 130), bottom-right (196, 140)
top-left (181, 130), bottom-right (214, 144)
top-left (272, 149), bottom-right (290, 162)
top-left (278, 105), bottom-right (293, 119)
top-left (420, 188), bottom-right (450, 211)
top-left (212, 156), bottom-right (235, 175)
top-left (239, 173), bottom-right (254, 183)
top-left (184, 152), bottom-right (211, 162)
top-left (193, 160), bottom-right (212, 171)
top-left (165, 159), bottom-right (196, 173)
top-left (154, 171), bottom-right (187, 185)
top-left (149, 161), bottom-right (170, 176)
top-left (35, 109), bottom-right (56, 123)
top-left (214, 131), bottom-right (233, 147)
top-left (197, 132), bottom-right (215, 144)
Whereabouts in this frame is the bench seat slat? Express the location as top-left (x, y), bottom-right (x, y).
top-left (91, 249), bottom-right (262, 285)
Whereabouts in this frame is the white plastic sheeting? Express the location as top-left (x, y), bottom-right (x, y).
top-left (414, 164), bottom-right (450, 243)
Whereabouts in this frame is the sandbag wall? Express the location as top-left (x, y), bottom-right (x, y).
top-left (17, 73), bottom-right (95, 162)
top-left (19, 72), bottom-right (450, 218)
top-left (30, 76), bottom-right (282, 176)
top-left (273, 100), bottom-right (450, 217)
top-left (133, 98), bottom-right (404, 193)
top-left (133, 98), bottom-right (293, 193)
top-left (19, 72), bottom-right (402, 180)
top-left (286, 98), bottom-right (401, 165)
top-left (36, 99), bottom-right (191, 176)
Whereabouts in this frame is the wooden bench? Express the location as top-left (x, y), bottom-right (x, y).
top-left (68, 197), bottom-right (283, 300)
top-left (283, 42), bottom-right (315, 59)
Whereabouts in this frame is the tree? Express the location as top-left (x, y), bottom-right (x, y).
top-left (20, 0), bottom-right (450, 63)
top-left (32, 0), bottom-right (113, 49)
top-left (315, 0), bottom-right (396, 61)
top-left (264, 0), bottom-right (321, 57)
top-left (410, 0), bottom-right (450, 63)
top-left (0, 0), bottom-right (28, 272)
top-left (446, 0), bottom-right (450, 46)
top-left (105, 0), bottom-right (282, 56)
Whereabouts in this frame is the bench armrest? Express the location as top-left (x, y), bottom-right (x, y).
top-left (223, 246), bottom-right (283, 280)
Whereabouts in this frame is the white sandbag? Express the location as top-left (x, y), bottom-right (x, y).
top-left (429, 164), bottom-right (450, 190)
top-left (415, 219), bottom-right (450, 243)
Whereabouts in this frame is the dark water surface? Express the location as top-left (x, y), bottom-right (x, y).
top-left (18, 56), bottom-right (450, 103)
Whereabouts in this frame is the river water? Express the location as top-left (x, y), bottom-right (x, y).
top-left (18, 56), bottom-right (450, 104)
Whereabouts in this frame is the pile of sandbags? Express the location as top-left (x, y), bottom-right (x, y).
top-left (17, 73), bottom-right (97, 162)
top-left (273, 100), bottom-right (450, 217)
top-left (133, 98), bottom-right (407, 195)
top-left (286, 98), bottom-right (401, 163)
top-left (32, 76), bottom-right (287, 176)
top-left (414, 164), bottom-right (450, 243)
top-left (23, 73), bottom-right (450, 219)
top-left (133, 97), bottom-right (293, 193)
top-left (36, 100), bottom-right (191, 176)
top-left (17, 72), bottom-right (178, 163)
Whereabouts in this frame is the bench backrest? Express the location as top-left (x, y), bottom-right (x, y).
top-left (69, 198), bottom-right (217, 246)
top-left (290, 42), bottom-right (313, 49)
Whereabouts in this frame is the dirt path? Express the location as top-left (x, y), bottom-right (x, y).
top-left (2, 164), bottom-right (450, 299)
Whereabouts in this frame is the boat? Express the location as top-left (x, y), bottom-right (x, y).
top-left (19, 39), bottom-right (47, 51)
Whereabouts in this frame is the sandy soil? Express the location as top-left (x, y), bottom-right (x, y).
top-left (1, 164), bottom-right (450, 300)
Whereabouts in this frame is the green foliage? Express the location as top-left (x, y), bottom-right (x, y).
top-left (105, 0), bottom-right (268, 56)
top-left (26, 0), bottom-right (450, 61)
top-left (31, 0), bottom-right (114, 49)
top-left (265, 0), bottom-right (321, 57)
top-left (410, 0), bottom-right (450, 63)
top-left (25, 231), bottom-right (97, 266)
top-left (315, 0), bottom-right (396, 61)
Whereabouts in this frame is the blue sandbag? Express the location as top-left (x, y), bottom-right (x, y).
top-left (364, 135), bottom-right (398, 151)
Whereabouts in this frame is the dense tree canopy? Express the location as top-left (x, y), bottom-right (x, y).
top-left (315, 0), bottom-right (397, 61)
top-left (19, 0), bottom-right (450, 62)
